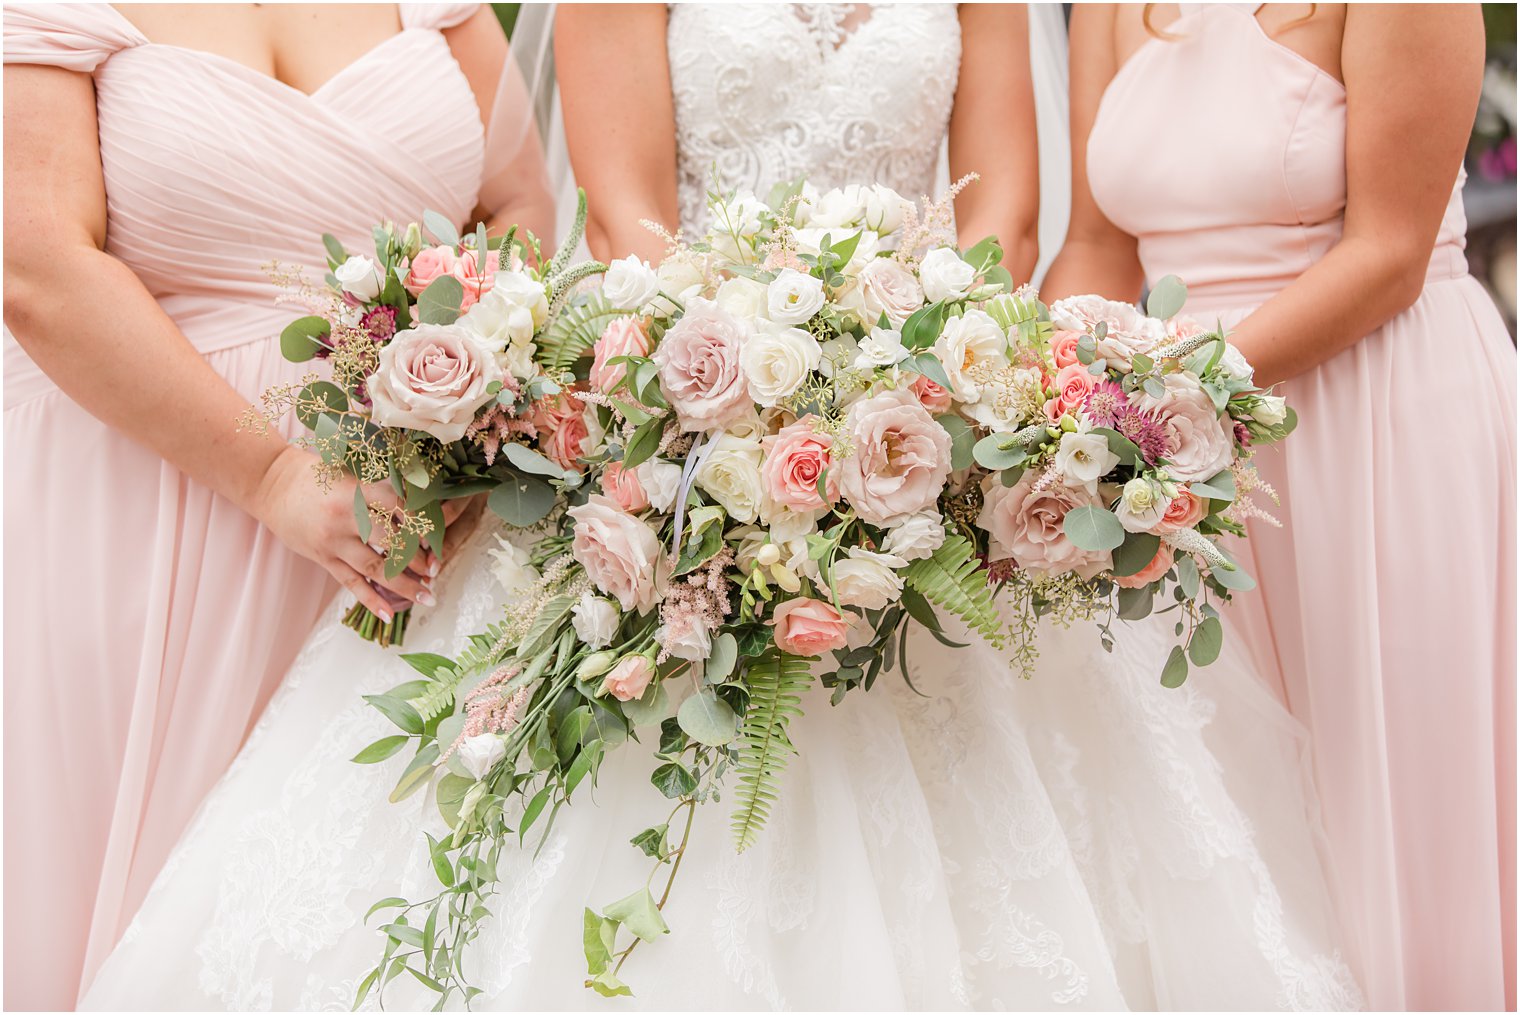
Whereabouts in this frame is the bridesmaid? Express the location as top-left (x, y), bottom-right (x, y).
top-left (1045, 3), bottom-right (1515, 1009)
top-left (1, 3), bottom-right (551, 1007)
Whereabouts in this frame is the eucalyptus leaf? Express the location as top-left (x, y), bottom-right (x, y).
top-left (1160, 644), bottom-right (1190, 687)
top-left (295, 380), bottom-right (348, 430)
top-left (1116, 584), bottom-right (1155, 621)
top-left (936, 414), bottom-right (976, 470)
top-left (422, 209), bottom-right (460, 247)
top-left (1188, 616), bottom-right (1224, 666)
top-left (503, 442), bottom-right (571, 481)
top-left (417, 275), bottom-right (464, 326)
top-left (706, 632), bottom-right (739, 683)
top-left (1063, 505), bottom-right (1126, 552)
top-left (1190, 469), bottom-right (1236, 502)
top-left (677, 689), bottom-right (739, 747)
top-left (1209, 546), bottom-right (1257, 592)
top-left (1111, 531), bottom-right (1162, 578)
top-left (280, 315), bottom-right (330, 362)
top-left (1145, 274), bottom-right (1188, 320)
top-left (972, 433), bottom-right (1030, 471)
top-left (1176, 553), bottom-right (1201, 598)
top-left (907, 352), bottom-right (955, 394)
top-left (488, 473), bottom-right (557, 526)
top-left (620, 683), bottom-right (670, 727)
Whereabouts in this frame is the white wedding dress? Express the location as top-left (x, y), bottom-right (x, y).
top-left (83, 5), bottom-right (1363, 1010)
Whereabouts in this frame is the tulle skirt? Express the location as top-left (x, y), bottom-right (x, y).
top-left (81, 523), bottom-right (1362, 1011)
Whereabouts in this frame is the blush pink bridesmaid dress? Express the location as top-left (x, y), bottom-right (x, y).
top-left (2, 3), bottom-right (488, 1008)
top-left (1086, 5), bottom-right (1516, 1010)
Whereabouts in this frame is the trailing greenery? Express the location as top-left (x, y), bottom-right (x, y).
top-left (729, 653), bottom-right (813, 851)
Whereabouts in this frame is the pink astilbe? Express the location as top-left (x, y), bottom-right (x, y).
top-left (655, 546), bottom-right (735, 663)
top-left (464, 377), bottom-right (529, 465)
top-left (442, 663), bottom-right (531, 761)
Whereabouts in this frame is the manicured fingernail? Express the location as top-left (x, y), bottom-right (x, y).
top-left (417, 590), bottom-right (436, 607)
top-left (378, 608), bottom-right (393, 623)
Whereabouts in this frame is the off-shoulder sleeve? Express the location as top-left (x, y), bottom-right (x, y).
top-left (3, 3), bottom-right (146, 72)
top-left (399, 3), bottom-right (482, 32)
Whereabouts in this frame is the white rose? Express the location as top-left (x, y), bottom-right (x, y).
top-left (918, 247), bottom-right (976, 302)
top-left (455, 734), bottom-right (507, 781)
top-left (695, 434), bottom-right (765, 523)
top-left (817, 334), bottom-right (861, 378)
top-left (335, 255), bottom-right (382, 301)
top-left (571, 593), bottom-right (619, 649)
top-left (657, 621), bottom-right (713, 662)
top-left (486, 536), bottom-right (540, 603)
top-left (766, 268), bottom-right (826, 326)
top-left (844, 257), bottom-right (924, 326)
top-left (1116, 477), bottom-right (1168, 533)
top-left (491, 269), bottom-right (550, 328)
top-left (808, 185), bottom-right (868, 228)
top-left (965, 369), bottom-right (1042, 433)
top-left (853, 326), bottom-right (908, 369)
top-left (1217, 342), bottom-right (1255, 382)
top-left (932, 309), bottom-right (1007, 402)
top-left (603, 256), bottom-right (662, 310)
top-left (741, 325), bottom-right (821, 407)
top-left (1252, 394), bottom-right (1287, 426)
top-left (831, 548), bottom-right (906, 610)
top-left (656, 255), bottom-right (705, 303)
top-left (1054, 431), bottom-right (1121, 494)
top-left (723, 410), bottom-right (768, 441)
top-left (714, 276), bottom-right (770, 321)
top-left (862, 184), bottom-right (912, 235)
top-left (636, 458), bottom-right (683, 513)
top-left (881, 509), bottom-right (946, 563)
top-left (462, 285), bottom-right (538, 349)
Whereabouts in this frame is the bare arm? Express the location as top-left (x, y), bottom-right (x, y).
top-left (1226, 4), bottom-right (1483, 385)
top-left (948, 4), bottom-right (1041, 282)
top-left (555, 3), bottom-right (678, 263)
top-left (445, 6), bottom-right (556, 246)
top-left (2, 64), bottom-right (433, 617)
top-left (1040, 4), bottom-right (1146, 303)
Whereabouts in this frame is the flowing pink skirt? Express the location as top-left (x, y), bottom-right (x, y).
top-left (1208, 273), bottom-right (1516, 1011)
top-left (3, 316), bottom-right (336, 1009)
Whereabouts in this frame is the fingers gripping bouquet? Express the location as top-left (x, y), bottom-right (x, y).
top-left (247, 196), bottom-right (606, 645)
top-left (349, 180), bottom-right (1294, 1005)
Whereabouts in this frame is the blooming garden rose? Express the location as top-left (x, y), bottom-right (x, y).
top-left (771, 596), bottom-right (850, 656)
top-left (653, 297), bottom-right (752, 432)
top-left (761, 418), bottom-right (838, 513)
top-left (568, 495), bottom-right (665, 614)
top-left (590, 316), bottom-right (651, 393)
top-left (837, 389), bottom-right (953, 526)
top-left (367, 324), bottom-right (504, 442)
top-left (977, 472), bottom-right (1113, 579)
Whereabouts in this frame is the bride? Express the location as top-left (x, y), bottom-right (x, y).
top-left (83, 4), bottom-right (1362, 1009)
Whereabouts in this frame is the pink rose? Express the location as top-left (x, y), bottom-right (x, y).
top-left (601, 655), bottom-right (655, 702)
top-left (366, 323), bottom-right (504, 442)
top-left (567, 495), bottom-right (665, 614)
top-left (976, 473), bottom-right (1112, 579)
top-left (449, 247), bottom-right (497, 312)
top-left (404, 245), bottom-right (496, 311)
top-left (1044, 362), bottom-right (1098, 421)
top-left (761, 417), bottom-right (838, 513)
top-left (600, 460), bottom-right (650, 513)
top-left (590, 316), bottom-right (651, 393)
top-left (771, 596), bottom-right (850, 657)
top-left (851, 257), bottom-right (924, 326)
top-left (908, 374), bottom-right (953, 414)
top-left (1049, 294), bottom-right (1163, 369)
top-left (1115, 542), bottom-right (1175, 589)
top-left (1151, 486), bottom-right (1209, 534)
top-left (529, 390), bottom-right (590, 472)
top-left (1050, 329), bottom-right (1082, 370)
top-left (652, 297), bottom-right (752, 433)
top-left (1135, 373), bottom-right (1234, 482)
top-left (404, 245), bottom-right (458, 298)
top-left (837, 389), bottom-right (953, 527)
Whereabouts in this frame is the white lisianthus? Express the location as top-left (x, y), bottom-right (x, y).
top-left (1217, 343), bottom-right (1255, 382)
top-left (656, 255), bottom-right (706, 304)
top-left (462, 275), bottom-right (546, 372)
top-left (1054, 431), bottom-right (1121, 494)
top-left (862, 184), bottom-right (912, 235)
top-left (1115, 477), bottom-right (1168, 533)
top-left (500, 339), bottom-right (538, 381)
top-left (918, 247), bottom-right (976, 302)
top-left (455, 734), bottom-right (507, 781)
top-left (742, 325), bottom-right (822, 407)
top-left (571, 593), bottom-right (619, 649)
top-left (492, 270), bottom-right (550, 327)
top-left (335, 255), bottom-right (382, 301)
top-left (853, 326), bottom-right (909, 369)
top-left (635, 458), bottom-right (683, 513)
top-left (603, 255), bottom-right (662, 310)
top-left (766, 268), bottom-right (826, 326)
top-left (808, 184), bottom-right (868, 228)
top-left (657, 621), bottom-right (713, 662)
top-left (486, 536), bottom-right (539, 603)
top-left (881, 509), bottom-right (946, 562)
top-left (714, 276), bottom-right (770, 321)
top-left (817, 334), bottom-right (861, 378)
top-left (831, 547), bottom-right (906, 610)
top-left (695, 434), bottom-right (766, 523)
top-left (933, 308), bottom-right (1007, 402)
top-left (1252, 394), bottom-right (1288, 426)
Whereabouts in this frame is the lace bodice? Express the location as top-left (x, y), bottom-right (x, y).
top-left (667, 3), bottom-right (961, 233)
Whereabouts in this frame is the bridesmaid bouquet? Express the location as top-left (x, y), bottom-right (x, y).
top-left (348, 181), bottom-right (1293, 1005)
top-left (247, 195), bottom-right (606, 645)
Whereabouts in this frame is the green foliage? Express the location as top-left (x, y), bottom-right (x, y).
top-left (540, 291), bottom-right (627, 372)
top-left (731, 653), bottom-right (812, 851)
top-left (901, 532), bottom-right (1002, 645)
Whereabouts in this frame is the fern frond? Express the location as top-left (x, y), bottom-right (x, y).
top-left (731, 653), bottom-right (812, 851)
top-left (902, 533), bottom-right (1002, 647)
top-left (407, 620), bottom-right (511, 722)
top-left (538, 292), bottom-right (624, 372)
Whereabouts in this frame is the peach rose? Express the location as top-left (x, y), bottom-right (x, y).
top-left (771, 596), bottom-right (850, 657)
top-left (652, 297), bottom-right (753, 433)
top-left (761, 417), bottom-right (838, 513)
top-left (976, 472), bottom-right (1112, 579)
top-left (589, 316), bottom-right (652, 394)
top-left (530, 390), bottom-right (590, 472)
top-left (403, 245), bottom-right (458, 298)
top-left (837, 389), bottom-right (953, 527)
top-left (366, 323), bottom-right (503, 443)
top-left (601, 655), bottom-right (655, 702)
top-left (908, 374), bottom-right (953, 414)
top-left (1151, 487), bottom-right (1209, 534)
top-left (1050, 329), bottom-right (1083, 370)
top-left (1044, 362), bottom-right (1098, 421)
top-left (1115, 542), bottom-right (1175, 589)
top-left (600, 460), bottom-right (650, 513)
top-left (449, 247), bottom-right (496, 312)
top-left (567, 494), bottom-right (665, 614)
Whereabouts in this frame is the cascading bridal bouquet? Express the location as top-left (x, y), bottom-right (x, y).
top-left (246, 195), bottom-right (606, 645)
top-left (347, 180), bottom-right (1294, 1006)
